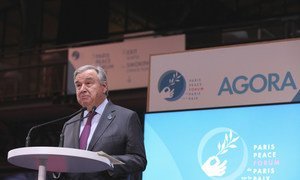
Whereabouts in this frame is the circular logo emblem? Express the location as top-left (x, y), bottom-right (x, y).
top-left (198, 128), bottom-right (248, 179)
top-left (72, 51), bottom-right (80, 60)
top-left (158, 70), bottom-right (186, 101)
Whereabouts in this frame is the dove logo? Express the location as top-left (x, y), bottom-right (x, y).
top-left (198, 128), bottom-right (248, 179)
top-left (158, 70), bottom-right (186, 101)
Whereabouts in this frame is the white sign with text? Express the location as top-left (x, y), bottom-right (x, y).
top-left (67, 34), bottom-right (185, 94)
top-left (148, 38), bottom-right (300, 112)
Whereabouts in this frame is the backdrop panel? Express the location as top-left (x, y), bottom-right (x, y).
top-left (148, 38), bottom-right (300, 112)
top-left (67, 34), bottom-right (185, 94)
top-left (143, 103), bottom-right (300, 180)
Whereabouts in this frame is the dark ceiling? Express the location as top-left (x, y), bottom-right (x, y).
top-left (0, 0), bottom-right (299, 48)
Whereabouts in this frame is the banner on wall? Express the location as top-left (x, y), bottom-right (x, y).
top-left (148, 38), bottom-right (300, 112)
top-left (67, 34), bottom-right (185, 94)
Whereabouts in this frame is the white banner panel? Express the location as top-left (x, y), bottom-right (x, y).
top-left (67, 35), bottom-right (185, 94)
top-left (148, 38), bottom-right (300, 112)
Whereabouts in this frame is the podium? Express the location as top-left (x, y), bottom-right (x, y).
top-left (7, 147), bottom-right (113, 180)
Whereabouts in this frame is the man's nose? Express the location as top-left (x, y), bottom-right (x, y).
top-left (79, 84), bottom-right (87, 92)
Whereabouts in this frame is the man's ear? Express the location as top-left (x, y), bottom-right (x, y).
top-left (102, 82), bottom-right (108, 95)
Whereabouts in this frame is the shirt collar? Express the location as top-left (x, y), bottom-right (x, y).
top-left (84, 98), bottom-right (109, 116)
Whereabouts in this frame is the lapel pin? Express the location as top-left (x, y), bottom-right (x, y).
top-left (107, 114), bottom-right (113, 120)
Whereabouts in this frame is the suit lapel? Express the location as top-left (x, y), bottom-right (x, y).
top-left (73, 120), bottom-right (81, 148)
top-left (69, 113), bottom-right (82, 149)
top-left (88, 102), bottom-right (116, 150)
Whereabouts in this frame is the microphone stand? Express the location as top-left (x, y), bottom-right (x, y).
top-left (59, 106), bottom-right (96, 147)
top-left (25, 107), bottom-right (86, 147)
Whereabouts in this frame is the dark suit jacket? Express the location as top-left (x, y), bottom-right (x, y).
top-left (61, 101), bottom-right (147, 180)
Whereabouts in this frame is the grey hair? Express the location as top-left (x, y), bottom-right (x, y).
top-left (74, 65), bottom-right (109, 96)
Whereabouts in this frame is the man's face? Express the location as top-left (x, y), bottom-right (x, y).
top-left (74, 69), bottom-right (107, 111)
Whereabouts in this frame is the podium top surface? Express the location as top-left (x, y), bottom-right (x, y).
top-left (7, 147), bottom-right (113, 173)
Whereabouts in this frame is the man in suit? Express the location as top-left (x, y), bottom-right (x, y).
top-left (61, 65), bottom-right (147, 179)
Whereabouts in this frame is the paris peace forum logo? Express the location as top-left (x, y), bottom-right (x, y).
top-left (158, 70), bottom-right (186, 101)
top-left (198, 128), bottom-right (248, 179)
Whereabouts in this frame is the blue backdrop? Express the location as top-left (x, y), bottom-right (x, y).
top-left (144, 103), bottom-right (300, 180)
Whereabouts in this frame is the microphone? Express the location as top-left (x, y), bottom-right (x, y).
top-left (58, 106), bottom-right (96, 147)
top-left (25, 107), bottom-right (87, 147)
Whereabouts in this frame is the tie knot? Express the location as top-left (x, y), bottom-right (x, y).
top-left (86, 111), bottom-right (96, 124)
top-left (88, 110), bottom-right (96, 116)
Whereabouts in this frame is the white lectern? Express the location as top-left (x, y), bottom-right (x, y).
top-left (7, 147), bottom-right (113, 180)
